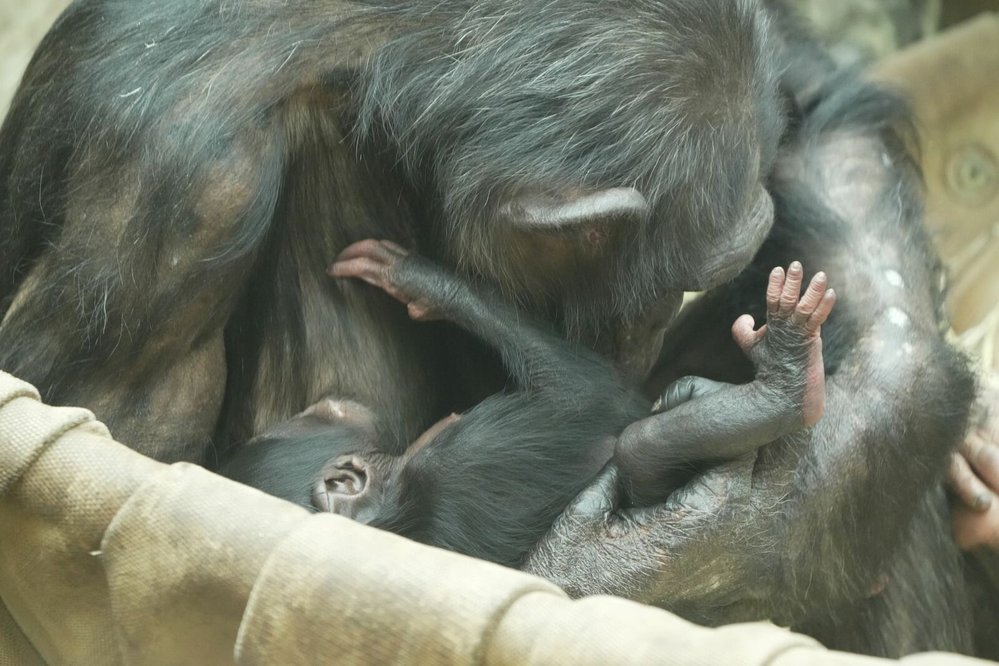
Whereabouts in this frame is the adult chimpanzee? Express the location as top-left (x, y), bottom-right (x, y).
top-left (222, 247), bottom-right (834, 567)
top-left (0, 0), bottom-right (976, 658)
top-left (0, 0), bottom-right (782, 463)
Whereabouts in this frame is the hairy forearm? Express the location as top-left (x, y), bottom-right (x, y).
top-left (737, 98), bottom-right (975, 617)
top-left (617, 380), bottom-right (794, 506)
top-left (525, 91), bottom-right (975, 627)
top-left (760, 343), bottom-right (970, 618)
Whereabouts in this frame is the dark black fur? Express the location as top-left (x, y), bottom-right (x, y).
top-left (0, 0), bottom-right (980, 658)
top-left (357, 0), bottom-right (785, 331)
top-left (373, 316), bottom-right (642, 568)
top-left (222, 253), bottom-right (644, 567)
top-left (642, 77), bottom-right (977, 654)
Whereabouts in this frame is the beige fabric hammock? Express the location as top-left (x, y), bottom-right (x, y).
top-left (1, 12), bottom-right (998, 666)
top-left (0, 371), bottom-right (988, 666)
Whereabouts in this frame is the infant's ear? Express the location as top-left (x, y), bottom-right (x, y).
top-left (312, 455), bottom-right (387, 524)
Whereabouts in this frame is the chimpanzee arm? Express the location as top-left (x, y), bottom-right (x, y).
top-left (0, 7), bottom-right (289, 460)
top-left (523, 82), bottom-right (975, 631)
top-left (331, 240), bottom-right (631, 405)
top-left (742, 85), bottom-right (974, 620)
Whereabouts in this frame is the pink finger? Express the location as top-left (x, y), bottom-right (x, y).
top-left (793, 271), bottom-right (828, 325)
top-left (378, 239), bottom-right (410, 256)
top-left (806, 289), bottom-right (836, 335)
top-left (766, 267), bottom-right (785, 315)
top-left (961, 433), bottom-right (999, 490)
top-left (329, 257), bottom-right (386, 284)
top-left (779, 261), bottom-right (803, 316)
top-left (731, 314), bottom-right (764, 355)
top-left (948, 451), bottom-right (993, 512)
top-left (335, 239), bottom-right (384, 262)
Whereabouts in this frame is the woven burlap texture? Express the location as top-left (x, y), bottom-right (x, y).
top-left (1, 370), bottom-right (989, 666)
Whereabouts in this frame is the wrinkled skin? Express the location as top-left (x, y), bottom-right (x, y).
top-left (616, 263), bottom-right (836, 507)
top-left (950, 377), bottom-right (999, 551)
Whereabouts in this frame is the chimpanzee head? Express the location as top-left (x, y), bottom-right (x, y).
top-left (230, 387), bottom-right (618, 567)
top-left (222, 398), bottom-right (457, 522)
top-left (360, 0), bottom-right (785, 380)
top-left (219, 399), bottom-right (387, 510)
top-left (308, 412), bottom-right (460, 524)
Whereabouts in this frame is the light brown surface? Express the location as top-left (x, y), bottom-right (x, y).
top-left (790, 0), bottom-right (939, 66)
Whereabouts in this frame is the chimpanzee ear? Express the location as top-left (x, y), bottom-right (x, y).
top-left (499, 187), bottom-right (649, 229)
top-left (313, 455), bottom-right (382, 522)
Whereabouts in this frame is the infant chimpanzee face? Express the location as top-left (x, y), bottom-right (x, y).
top-left (309, 409), bottom-right (463, 519)
top-left (219, 398), bottom-right (393, 514)
top-left (222, 397), bottom-right (466, 529)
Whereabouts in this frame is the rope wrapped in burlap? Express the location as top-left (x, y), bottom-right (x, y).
top-left (2, 370), bottom-right (990, 665)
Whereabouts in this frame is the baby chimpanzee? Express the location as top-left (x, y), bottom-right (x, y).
top-left (221, 240), bottom-right (834, 567)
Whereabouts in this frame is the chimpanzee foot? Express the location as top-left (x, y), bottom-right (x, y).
top-left (731, 262), bottom-right (836, 427)
top-left (767, 262), bottom-right (836, 338)
top-left (329, 239), bottom-right (443, 321)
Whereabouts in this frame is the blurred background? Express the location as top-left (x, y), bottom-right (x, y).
top-left (0, 0), bottom-right (73, 116)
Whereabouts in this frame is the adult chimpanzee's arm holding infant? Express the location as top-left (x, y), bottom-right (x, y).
top-left (224, 239), bottom-right (832, 568)
top-left (617, 262), bottom-right (834, 506)
top-left (523, 81), bottom-right (978, 655)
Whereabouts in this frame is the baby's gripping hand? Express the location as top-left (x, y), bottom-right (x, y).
top-left (329, 240), bottom-right (461, 321)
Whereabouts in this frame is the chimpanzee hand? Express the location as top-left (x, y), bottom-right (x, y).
top-left (330, 239), bottom-right (463, 322)
top-left (950, 375), bottom-right (999, 551)
top-left (730, 262), bottom-right (836, 428)
top-left (522, 455), bottom-right (768, 620)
